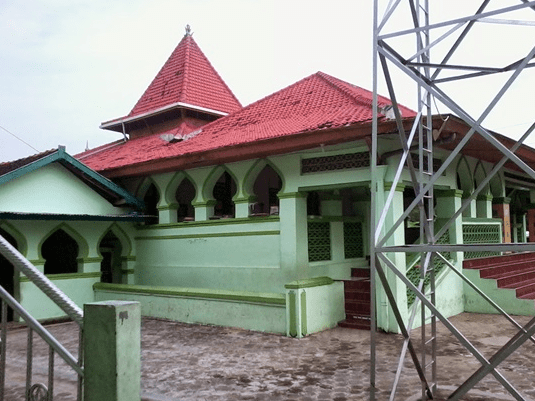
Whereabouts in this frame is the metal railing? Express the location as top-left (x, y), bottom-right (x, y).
top-left (0, 234), bottom-right (84, 400)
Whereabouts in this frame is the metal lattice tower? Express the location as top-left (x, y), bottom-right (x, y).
top-left (371, 1), bottom-right (535, 400)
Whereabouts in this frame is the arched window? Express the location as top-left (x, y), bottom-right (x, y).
top-left (99, 231), bottom-right (123, 284)
top-left (213, 172), bottom-right (237, 218)
top-left (144, 183), bottom-right (160, 225)
top-left (175, 178), bottom-right (196, 222)
top-left (0, 228), bottom-right (17, 321)
top-left (42, 229), bottom-right (79, 275)
top-left (252, 165), bottom-right (282, 215)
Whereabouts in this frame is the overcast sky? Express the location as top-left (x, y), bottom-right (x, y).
top-left (1, 0), bottom-right (534, 163)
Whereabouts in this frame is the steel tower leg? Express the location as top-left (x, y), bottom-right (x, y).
top-left (371, 1), bottom-right (535, 400)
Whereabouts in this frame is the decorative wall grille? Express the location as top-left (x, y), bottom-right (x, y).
top-left (406, 231), bottom-right (450, 306)
top-left (463, 222), bottom-right (501, 259)
top-left (308, 222), bottom-right (331, 262)
top-left (344, 222), bottom-right (364, 259)
top-left (301, 152), bottom-right (370, 174)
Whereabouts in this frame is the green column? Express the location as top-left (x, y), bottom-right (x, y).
top-left (378, 182), bottom-right (407, 333)
top-left (84, 301), bottom-right (141, 401)
top-left (320, 192), bottom-right (344, 263)
top-left (278, 192), bottom-right (308, 280)
top-left (476, 194), bottom-right (493, 219)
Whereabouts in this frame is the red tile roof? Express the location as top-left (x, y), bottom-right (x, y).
top-left (102, 33), bottom-right (241, 129)
top-left (78, 72), bottom-right (415, 175)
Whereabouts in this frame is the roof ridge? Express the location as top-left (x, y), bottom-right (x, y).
top-left (179, 35), bottom-right (192, 103)
top-left (316, 72), bottom-right (374, 107)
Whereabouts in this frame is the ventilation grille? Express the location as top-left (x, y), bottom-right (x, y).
top-left (301, 152), bottom-right (370, 174)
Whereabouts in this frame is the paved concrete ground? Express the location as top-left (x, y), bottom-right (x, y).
top-left (4, 313), bottom-right (535, 400)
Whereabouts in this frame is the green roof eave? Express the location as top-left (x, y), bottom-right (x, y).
top-left (0, 147), bottom-right (144, 210)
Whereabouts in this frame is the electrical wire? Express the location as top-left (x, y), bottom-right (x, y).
top-left (0, 124), bottom-right (40, 153)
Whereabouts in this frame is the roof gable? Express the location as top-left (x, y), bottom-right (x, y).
top-left (127, 32), bottom-right (241, 120)
top-left (0, 147), bottom-right (143, 209)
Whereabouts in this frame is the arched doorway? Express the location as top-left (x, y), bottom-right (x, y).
top-left (0, 228), bottom-right (16, 321)
top-left (99, 231), bottom-right (123, 284)
top-left (42, 229), bottom-right (79, 275)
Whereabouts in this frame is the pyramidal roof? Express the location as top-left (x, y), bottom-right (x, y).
top-left (78, 71), bottom-right (416, 175)
top-left (101, 26), bottom-right (242, 129)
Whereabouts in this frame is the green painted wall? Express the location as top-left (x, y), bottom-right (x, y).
top-left (1, 219), bottom-right (136, 321)
top-left (463, 269), bottom-right (535, 315)
top-left (132, 142), bottom-right (372, 296)
top-left (134, 220), bottom-right (283, 292)
top-left (0, 164), bottom-right (131, 215)
top-left (20, 277), bottom-right (99, 320)
top-left (94, 284), bottom-right (286, 334)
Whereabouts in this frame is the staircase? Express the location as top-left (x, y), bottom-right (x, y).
top-left (463, 252), bottom-right (535, 315)
top-left (338, 267), bottom-right (371, 330)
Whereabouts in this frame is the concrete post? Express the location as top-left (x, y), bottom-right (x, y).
top-left (84, 301), bottom-right (141, 401)
top-left (380, 182), bottom-right (407, 333)
top-left (436, 189), bottom-right (464, 263)
top-left (476, 194), bottom-right (493, 219)
top-left (158, 204), bottom-right (178, 224)
top-left (492, 197), bottom-right (512, 243)
top-left (193, 200), bottom-right (216, 221)
top-left (278, 192), bottom-right (308, 280)
top-left (320, 193), bottom-right (344, 263)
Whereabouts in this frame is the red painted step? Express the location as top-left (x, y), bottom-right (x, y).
top-left (339, 267), bottom-right (371, 331)
top-left (338, 316), bottom-right (371, 330)
top-left (463, 252), bottom-right (535, 270)
top-left (497, 270), bottom-right (535, 288)
top-left (514, 278), bottom-right (535, 297)
top-left (478, 261), bottom-right (535, 279)
top-left (464, 252), bottom-right (535, 305)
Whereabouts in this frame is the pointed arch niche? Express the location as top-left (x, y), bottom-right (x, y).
top-left (202, 167), bottom-right (238, 219)
top-left (251, 165), bottom-right (283, 215)
top-left (175, 177), bottom-right (196, 222)
top-left (41, 225), bottom-right (88, 275)
top-left (137, 178), bottom-right (161, 225)
top-left (98, 224), bottom-right (132, 284)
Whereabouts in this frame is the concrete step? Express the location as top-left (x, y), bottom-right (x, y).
top-left (345, 300), bottom-right (370, 315)
top-left (514, 278), bottom-right (535, 297)
top-left (351, 268), bottom-right (370, 278)
top-left (338, 316), bottom-right (371, 330)
top-left (344, 290), bottom-right (370, 302)
top-left (342, 267), bottom-right (371, 330)
top-left (518, 291), bottom-right (535, 300)
top-left (479, 261), bottom-right (535, 279)
top-left (463, 252), bottom-right (535, 270)
top-left (497, 270), bottom-right (535, 289)
top-left (343, 278), bottom-right (370, 292)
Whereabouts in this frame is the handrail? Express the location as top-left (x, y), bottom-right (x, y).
top-left (0, 285), bottom-right (82, 376)
top-left (0, 234), bottom-right (83, 326)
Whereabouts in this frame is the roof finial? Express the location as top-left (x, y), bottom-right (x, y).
top-left (185, 24), bottom-right (192, 37)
